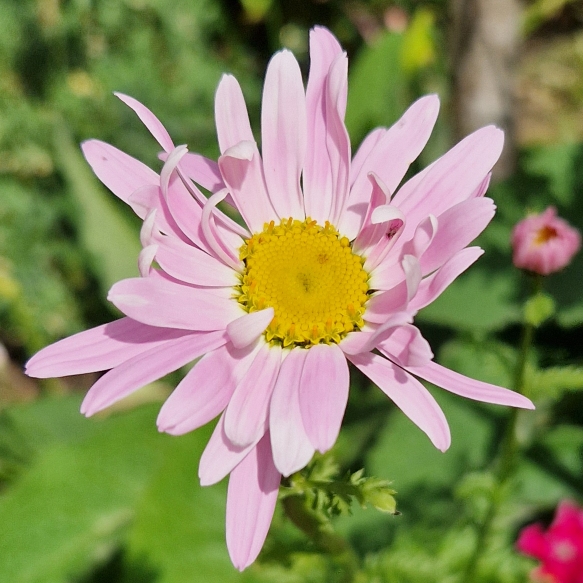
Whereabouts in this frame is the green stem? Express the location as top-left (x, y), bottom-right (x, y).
top-left (461, 274), bottom-right (540, 582)
top-left (282, 495), bottom-right (359, 583)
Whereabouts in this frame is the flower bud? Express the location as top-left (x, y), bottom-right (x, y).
top-left (511, 207), bottom-right (581, 275)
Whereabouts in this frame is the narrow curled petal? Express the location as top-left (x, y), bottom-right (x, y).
top-left (340, 312), bottom-right (413, 356)
top-left (349, 352), bottom-right (451, 451)
top-left (261, 49), bottom-right (306, 219)
top-left (341, 94), bottom-right (440, 237)
top-left (408, 247), bottom-right (484, 311)
top-left (407, 361), bottom-right (535, 409)
top-left (299, 343), bottom-right (349, 453)
top-left (157, 341), bottom-right (259, 435)
top-left (227, 308), bottom-right (275, 349)
top-left (80, 330), bottom-right (227, 416)
top-left (199, 414), bottom-right (259, 486)
top-left (25, 318), bottom-right (189, 377)
top-left (270, 349), bottom-right (315, 477)
top-left (378, 324), bottom-right (434, 367)
top-left (365, 255), bottom-right (419, 324)
top-left (420, 197), bottom-right (496, 275)
top-left (219, 142), bottom-right (277, 233)
top-left (115, 92), bottom-right (174, 152)
top-left (108, 277), bottom-right (243, 331)
top-left (224, 344), bottom-right (282, 447)
top-left (226, 433), bottom-right (281, 571)
top-left (172, 152), bottom-right (224, 193)
top-left (138, 244), bottom-right (158, 277)
top-left (201, 188), bottom-right (244, 270)
top-left (81, 140), bottom-right (159, 208)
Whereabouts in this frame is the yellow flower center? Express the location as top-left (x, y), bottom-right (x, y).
top-left (236, 218), bottom-right (370, 348)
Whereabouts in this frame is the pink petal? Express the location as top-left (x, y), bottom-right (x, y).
top-left (420, 197), bottom-right (496, 275)
top-left (261, 50), bottom-right (306, 219)
top-left (81, 140), bottom-right (159, 208)
top-left (269, 348), bottom-right (315, 477)
top-left (157, 341), bottom-right (260, 435)
top-left (214, 74), bottom-right (255, 154)
top-left (80, 330), bottom-right (227, 416)
top-left (349, 352), bottom-right (451, 451)
top-left (350, 128), bottom-right (386, 185)
top-left (401, 215), bottom-right (438, 260)
top-left (340, 95), bottom-right (440, 238)
top-left (408, 247), bottom-right (484, 311)
top-left (340, 312), bottom-right (413, 356)
top-left (226, 308), bottom-right (274, 349)
top-left (128, 185), bottom-right (189, 243)
top-left (299, 343), bottom-right (349, 453)
top-left (352, 173), bottom-right (392, 253)
top-left (25, 318), bottom-right (189, 378)
top-left (516, 524), bottom-right (548, 558)
top-left (226, 433), bottom-right (281, 571)
top-left (407, 361), bottom-right (534, 409)
top-left (200, 188), bottom-right (244, 270)
top-left (377, 324), bottom-right (434, 367)
top-left (325, 53), bottom-right (351, 225)
top-left (219, 142), bottom-right (277, 233)
top-left (107, 277), bottom-right (243, 331)
top-left (224, 344), bottom-right (282, 447)
top-left (365, 256), bottom-right (419, 323)
top-left (115, 93), bottom-right (174, 152)
top-left (172, 152), bottom-right (224, 193)
top-left (154, 233), bottom-right (239, 287)
top-left (392, 126), bottom-right (504, 243)
top-left (138, 244), bottom-right (158, 277)
top-left (199, 414), bottom-right (259, 486)
top-left (303, 26), bottom-right (345, 224)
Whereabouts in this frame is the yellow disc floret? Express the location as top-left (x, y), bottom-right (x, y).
top-left (236, 218), bottom-right (370, 348)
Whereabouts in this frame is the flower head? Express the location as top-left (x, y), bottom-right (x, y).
top-left (25, 26), bottom-right (534, 570)
top-left (512, 207), bottom-right (581, 275)
top-left (517, 501), bottom-right (583, 583)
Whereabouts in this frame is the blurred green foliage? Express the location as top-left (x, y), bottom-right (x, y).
top-left (0, 0), bottom-right (582, 582)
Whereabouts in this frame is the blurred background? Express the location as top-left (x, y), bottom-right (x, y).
top-left (1, 0), bottom-right (582, 582)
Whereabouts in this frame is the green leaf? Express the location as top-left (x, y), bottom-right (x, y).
top-left (524, 292), bottom-right (556, 327)
top-left (0, 400), bottom-right (162, 583)
top-left (526, 365), bottom-right (583, 399)
top-left (417, 269), bottom-right (521, 333)
top-left (0, 396), bottom-right (249, 583)
top-left (52, 121), bottom-right (142, 293)
top-left (123, 424), bottom-right (248, 583)
top-left (345, 32), bottom-right (406, 144)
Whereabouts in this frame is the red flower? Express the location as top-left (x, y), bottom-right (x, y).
top-left (517, 501), bottom-right (583, 583)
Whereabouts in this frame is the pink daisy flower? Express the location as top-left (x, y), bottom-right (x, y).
top-left (26, 26), bottom-right (534, 570)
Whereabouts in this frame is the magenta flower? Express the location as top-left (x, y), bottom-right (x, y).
top-left (512, 207), bottom-right (581, 275)
top-left (26, 27), bottom-right (534, 570)
top-left (517, 501), bottom-right (583, 583)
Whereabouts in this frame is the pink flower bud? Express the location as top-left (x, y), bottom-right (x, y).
top-left (511, 207), bottom-right (581, 275)
top-left (517, 501), bottom-right (583, 583)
